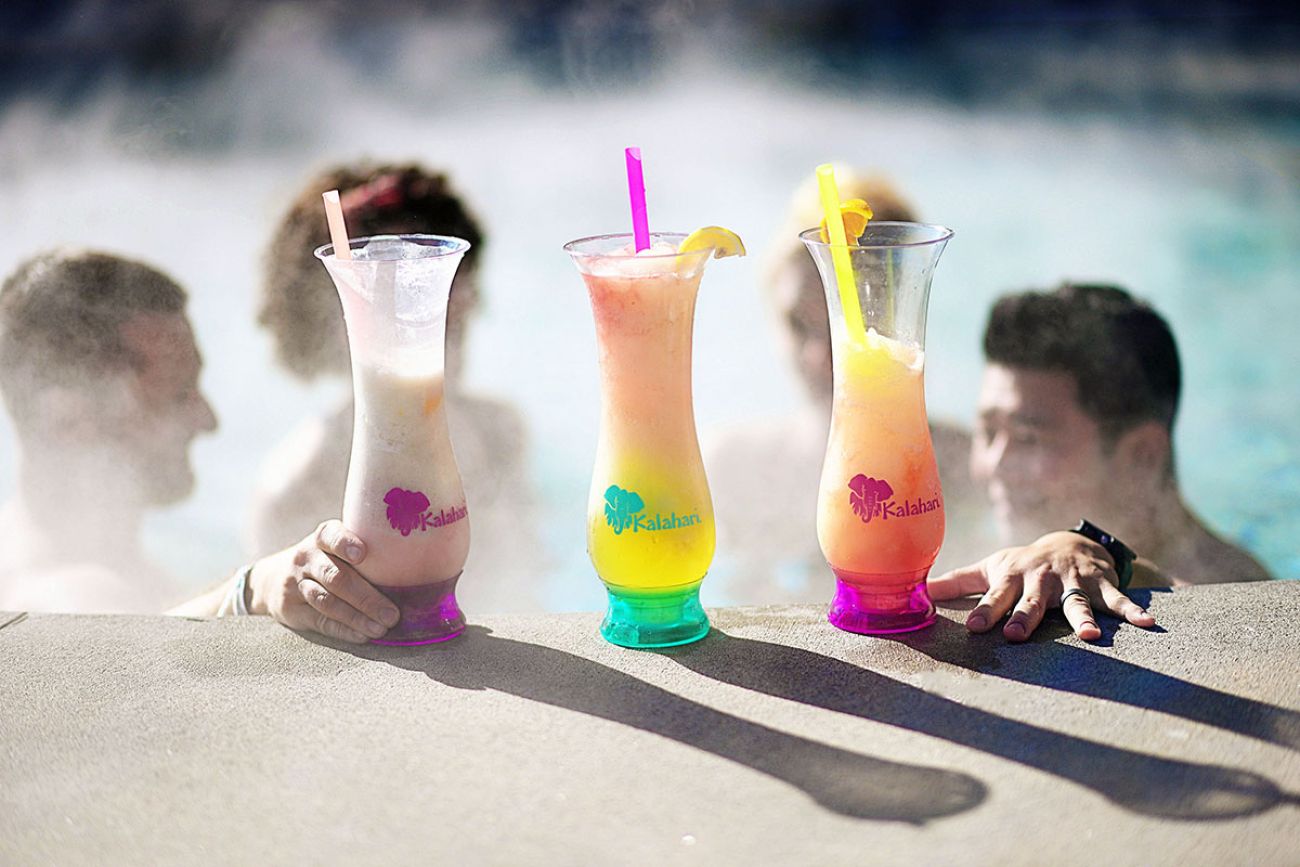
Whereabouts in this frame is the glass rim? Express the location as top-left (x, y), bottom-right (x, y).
top-left (563, 232), bottom-right (712, 260)
top-left (799, 221), bottom-right (954, 250)
top-left (314, 233), bottom-right (472, 262)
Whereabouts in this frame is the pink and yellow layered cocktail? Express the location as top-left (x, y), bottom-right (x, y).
top-left (566, 232), bottom-right (737, 647)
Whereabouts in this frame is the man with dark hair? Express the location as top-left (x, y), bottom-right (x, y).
top-left (0, 250), bottom-right (217, 610)
top-left (0, 250), bottom-right (405, 644)
top-left (930, 282), bottom-right (1271, 642)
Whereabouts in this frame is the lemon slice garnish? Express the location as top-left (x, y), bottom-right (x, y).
top-left (678, 226), bottom-right (747, 259)
top-left (819, 199), bottom-right (874, 244)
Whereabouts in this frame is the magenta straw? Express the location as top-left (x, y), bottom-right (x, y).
top-left (625, 146), bottom-right (650, 252)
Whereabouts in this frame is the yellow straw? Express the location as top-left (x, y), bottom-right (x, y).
top-left (815, 164), bottom-right (865, 342)
top-left (322, 190), bottom-right (352, 261)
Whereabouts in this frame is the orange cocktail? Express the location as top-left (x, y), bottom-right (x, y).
top-left (802, 221), bottom-right (953, 633)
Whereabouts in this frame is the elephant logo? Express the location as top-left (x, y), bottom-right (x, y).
top-left (384, 487), bottom-right (431, 536)
top-left (603, 485), bottom-right (645, 535)
top-left (848, 475), bottom-right (894, 524)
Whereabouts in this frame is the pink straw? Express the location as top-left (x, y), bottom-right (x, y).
top-left (625, 147), bottom-right (650, 252)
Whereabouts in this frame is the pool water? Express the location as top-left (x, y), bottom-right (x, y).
top-left (0, 18), bottom-right (1295, 611)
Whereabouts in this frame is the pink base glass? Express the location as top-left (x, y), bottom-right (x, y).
top-left (369, 573), bottom-right (466, 646)
top-left (827, 566), bottom-right (935, 635)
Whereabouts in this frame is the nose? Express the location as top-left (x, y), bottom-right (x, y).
top-left (195, 393), bottom-right (218, 434)
top-left (971, 430), bottom-right (1010, 483)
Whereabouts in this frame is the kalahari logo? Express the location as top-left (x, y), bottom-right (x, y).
top-left (384, 487), bottom-right (468, 536)
top-left (603, 485), bottom-right (702, 535)
top-left (848, 474), bottom-right (940, 524)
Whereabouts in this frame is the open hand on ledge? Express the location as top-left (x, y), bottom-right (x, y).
top-left (928, 531), bottom-right (1159, 642)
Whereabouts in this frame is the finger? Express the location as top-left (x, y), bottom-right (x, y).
top-left (967, 576), bottom-right (1021, 632)
top-left (1004, 583), bottom-right (1050, 643)
top-left (298, 576), bottom-right (388, 641)
top-left (310, 556), bottom-right (400, 629)
top-left (281, 597), bottom-right (371, 644)
top-left (314, 520), bottom-right (367, 565)
top-left (1098, 582), bottom-right (1156, 628)
top-left (928, 564), bottom-right (990, 601)
top-left (1060, 580), bottom-right (1101, 641)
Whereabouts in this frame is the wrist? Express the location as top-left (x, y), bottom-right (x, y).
top-left (1071, 519), bottom-right (1136, 590)
top-left (246, 557), bottom-right (273, 616)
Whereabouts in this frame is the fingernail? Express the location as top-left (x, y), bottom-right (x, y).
top-left (346, 544), bottom-right (363, 562)
top-left (381, 606), bottom-right (401, 627)
top-left (1005, 621), bottom-right (1025, 639)
top-left (364, 620), bottom-right (387, 639)
top-left (967, 614), bottom-right (986, 630)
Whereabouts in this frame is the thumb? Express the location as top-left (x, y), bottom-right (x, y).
top-left (927, 562), bottom-right (990, 600)
top-left (313, 520), bottom-right (367, 565)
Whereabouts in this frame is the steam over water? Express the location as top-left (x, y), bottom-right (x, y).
top-left (1, 7), bottom-right (1297, 608)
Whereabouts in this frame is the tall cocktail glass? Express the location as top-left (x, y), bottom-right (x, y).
top-left (565, 233), bottom-right (716, 648)
top-left (316, 234), bottom-right (471, 645)
top-left (801, 222), bottom-right (953, 634)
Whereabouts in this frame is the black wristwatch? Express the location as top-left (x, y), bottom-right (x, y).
top-left (1072, 519), bottom-right (1136, 591)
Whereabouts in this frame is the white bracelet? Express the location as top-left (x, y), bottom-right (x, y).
top-left (217, 564), bottom-right (253, 617)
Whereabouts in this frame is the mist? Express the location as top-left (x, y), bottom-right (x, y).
top-left (1, 2), bottom-right (1297, 607)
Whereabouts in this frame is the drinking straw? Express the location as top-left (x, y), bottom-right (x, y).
top-left (322, 189), bottom-right (352, 261)
top-left (625, 147), bottom-right (651, 252)
top-left (816, 164), bottom-right (866, 341)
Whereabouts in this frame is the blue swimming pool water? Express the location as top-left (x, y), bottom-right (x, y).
top-left (0, 15), bottom-right (1295, 609)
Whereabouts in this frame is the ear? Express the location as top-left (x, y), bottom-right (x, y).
top-left (31, 386), bottom-right (102, 443)
top-left (1114, 421), bottom-right (1171, 483)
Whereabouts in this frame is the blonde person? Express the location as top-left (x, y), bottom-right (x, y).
top-left (247, 162), bottom-right (543, 614)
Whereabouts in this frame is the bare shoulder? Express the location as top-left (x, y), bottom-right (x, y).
top-left (451, 393), bottom-right (526, 450)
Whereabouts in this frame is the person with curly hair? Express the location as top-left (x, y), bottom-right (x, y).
top-left (246, 161), bottom-right (543, 614)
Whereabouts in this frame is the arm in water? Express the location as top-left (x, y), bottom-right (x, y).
top-left (168, 520), bottom-right (400, 643)
top-left (928, 531), bottom-right (1163, 642)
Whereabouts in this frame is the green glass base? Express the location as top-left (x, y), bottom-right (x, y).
top-left (600, 585), bottom-right (709, 649)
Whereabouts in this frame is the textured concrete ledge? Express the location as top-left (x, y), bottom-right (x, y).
top-left (2, 582), bottom-right (1299, 866)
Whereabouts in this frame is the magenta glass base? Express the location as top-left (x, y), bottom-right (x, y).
top-left (827, 566), bottom-right (935, 635)
top-left (369, 573), bottom-right (466, 646)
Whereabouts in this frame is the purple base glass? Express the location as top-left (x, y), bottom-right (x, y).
top-left (369, 573), bottom-right (466, 646)
top-left (827, 566), bottom-right (935, 635)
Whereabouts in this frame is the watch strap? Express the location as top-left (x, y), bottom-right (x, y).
top-left (1072, 519), bottom-right (1136, 591)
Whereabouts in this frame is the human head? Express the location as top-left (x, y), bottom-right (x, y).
top-left (972, 282), bottom-right (1182, 543)
top-left (764, 167), bottom-right (917, 403)
top-left (0, 251), bottom-right (217, 505)
top-left (259, 162), bottom-right (485, 384)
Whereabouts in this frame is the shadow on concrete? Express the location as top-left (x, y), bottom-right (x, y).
top-left (899, 606), bottom-right (1300, 754)
top-left (330, 626), bottom-right (986, 824)
top-left (664, 628), bottom-right (1300, 822)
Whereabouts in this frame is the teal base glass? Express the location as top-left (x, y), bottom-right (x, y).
top-left (600, 585), bottom-right (709, 648)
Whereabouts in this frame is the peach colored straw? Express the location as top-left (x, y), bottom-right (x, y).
top-left (321, 189), bottom-right (352, 260)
